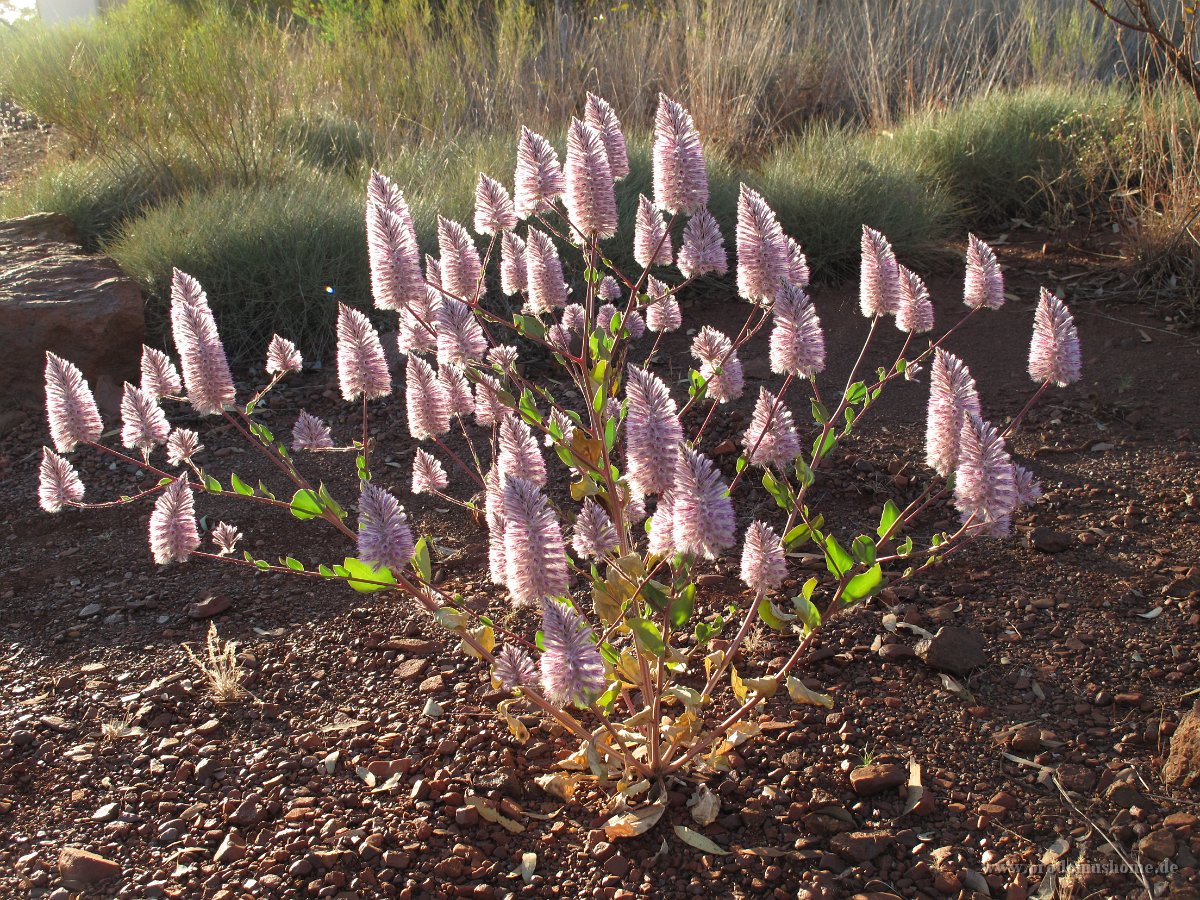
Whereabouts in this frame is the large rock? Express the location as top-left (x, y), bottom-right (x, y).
top-left (0, 213), bottom-right (143, 432)
top-left (1164, 702), bottom-right (1200, 789)
top-left (914, 626), bottom-right (987, 675)
top-left (57, 846), bottom-right (121, 888)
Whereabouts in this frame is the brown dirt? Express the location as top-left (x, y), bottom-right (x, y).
top-left (2, 126), bottom-right (1200, 899)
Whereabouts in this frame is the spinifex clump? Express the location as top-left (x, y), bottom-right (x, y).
top-left (41, 94), bottom-right (1081, 812)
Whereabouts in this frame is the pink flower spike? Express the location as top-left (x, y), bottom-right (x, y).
top-left (1014, 463), bottom-right (1043, 508)
top-left (44, 351), bottom-right (102, 453)
top-left (337, 304), bottom-right (391, 402)
top-left (624, 366), bottom-right (683, 496)
top-left (513, 127), bottom-right (565, 219)
top-left (357, 482), bottom-right (416, 573)
top-left (562, 303), bottom-right (586, 334)
top-left (405, 356), bottom-right (451, 441)
top-left (488, 344), bottom-right (520, 372)
top-left (166, 428), bottom-right (203, 465)
top-left (1029, 288), bottom-right (1082, 387)
top-left (736, 184), bottom-right (790, 303)
top-left (653, 94), bottom-right (708, 215)
top-left (672, 446), bottom-right (736, 559)
top-left (740, 520), bottom-right (786, 595)
top-left (786, 236), bottom-right (810, 288)
top-left (770, 282), bottom-right (825, 377)
top-left (149, 478), bottom-right (200, 565)
top-left (211, 521), bottom-right (242, 556)
top-left (647, 491), bottom-right (676, 557)
top-left (860, 226), bottom-right (901, 317)
top-left (742, 386), bottom-right (801, 468)
top-left (644, 277), bottom-right (681, 333)
top-left (38, 446), bottom-right (84, 513)
top-left (545, 408), bottom-right (576, 447)
top-left (503, 477), bottom-right (569, 605)
top-left (525, 229), bottom-right (569, 313)
top-left (964, 234), bottom-right (1005, 310)
top-left (954, 414), bottom-right (1017, 537)
top-left (291, 411), bottom-right (334, 451)
top-left (436, 298), bottom-right (487, 367)
top-left (170, 269), bottom-right (236, 416)
top-left (474, 373), bottom-right (505, 427)
top-left (437, 216), bottom-right (483, 301)
top-left (140, 346), bottom-right (182, 399)
top-left (584, 93), bottom-right (630, 180)
top-left (474, 173), bottom-right (517, 235)
top-left (499, 414), bottom-right (547, 485)
top-left (634, 194), bottom-right (673, 268)
top-left (266, 334), bottom-right (302, 376)
top-left (691, 326), bottom-right (744, 403)
top-left (564, 118), bottom-right (618, 241)
top-left (366, 200), bottom-right (425, 313)
top-left (572, 498), bottom-right (618, 561)
top-left (500, 231), bottom-right (527, 296)
top-left (120, 382), bottom-right (170, 455)
top-left (677, 209), bottom-right (728, 279)
top-left (412, 448), bottom-right (449, 495)
top-left (539, 598), bottom-right (606, 707)
top-left (598, 276), bottom-right (622, 303)
top-left (493, 644), bottom-right (537, 690)
top-left (438, 363), bottom-right (474, 417)
top-left (924, 349), bottom-right (981, 478)
top-left (895, 265), bottom-right (934, 334)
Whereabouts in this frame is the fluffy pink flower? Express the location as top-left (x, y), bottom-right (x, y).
top-left (500, 231), bottom-right (527, 296)
top-left (539, 599), bottom-right (606, 707)
top-left (120, 382), bottom-right (170, 455)
top-left (954, 414), bottom-right (1017, 537)
top-left (584, 93), bottom-right (630, 180)
top-left (397, 256), bottom-right (441, 356)
top-left (38, 446), bottom-right (84, 513)
top-left (44, 352), bottom-right (102, 453)
top-left (291, 411), bottom-right (334, 451)
top-left (499, 414), bottom-right (547, 485)
top-left (786, 236), bottom-right (810, 288)
top-left (412, 448), bottom-right (449, 495)
top-left (564, 118), bottom-right (618, 241)
top-left (625, 366), bottom-right (683, 495)
top-left (677, 208), bottom-right (728, 279)
top-left (653, 94), bottom-right (708, 215)
top-left (770, 282), bottom-right (825, 377)
top-left (860, 226), bottom-right (901, 317)
top-left (503, 477), bottom-right (569, 605)
top-left (437, 216), bottom-right (483, 300)
top-left (405, 356), bottom-right (451, 441)
top-left (525, 229), bottom-right (569, 313)
top-left (634, 194), bottom-right (673, 268)
top-left (439, 364), bottom-right (474, 417)
top-left (736, 184), bottom-right (790, 303)
top-left (474, 173), bottom-right (518, 235)
top-left (544, 408), bottom-right (576, 447)
top-left (211, 522), bottom-right (242, 556)
top-left (485, 467), bottom-right (509, 586)
top-left (170, 269), bottom-right (236, 416)
top-left (647, 491), bottom-right (676, 556)
top-left (644, 276), bottom-right (681, 332)
top-left (672, 446), bottom-right (736, 559)
top-left (572, 498), bottom-right (618, 561)
top-left (618, 480), bottom-right (646, 524)
top-left (436, 298), bottom-right (487, 367)
top-left (474, 373), bottom-right (505, 427)
top-left (366, 199), bottom-right (425, 313)
top-left (742, 387), bottom-right (801, 468)
top-left (492, 644), bottom-right (537, 690)
top-left (513, 127), bottom-right (565, 219)
top-left (140, 346), bottom-right (182, 399)
top-left (1029, 288), bottom-right (1082, 387)
top-left (562, 303), bottom-right (586, 334)
top-left (265, 334), bottom-right (302, 375)
top-left (964, 234), bottom-right (1005, 310)
top-left (1014, 463), bottom-right (1043, 507)
top-left (149, 478), bottom-right (200, 565)
top-left (545, 322), bottom-right (570, 353)
top-left (357, 482), bottom-right (415, 572)
top-left (895, 265), bottom-right (934, 334)
top-left (337, 304), bottom-right (391, 401)
top-left (691, 326), bottom-right (744, 403)
top-left (740, 520), bottom-right (786, 595)
top-left (489, 344), bottom-right (520, 372)
top-left (925, 349), bottom-right (982, 478)
top-left (167, 428), bottom-right (203, 465)
top-left (598, 276), bottom-right (622, 303)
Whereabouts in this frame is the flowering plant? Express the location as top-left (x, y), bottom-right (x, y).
top-left (41, 93), bottom-right (1080, 819)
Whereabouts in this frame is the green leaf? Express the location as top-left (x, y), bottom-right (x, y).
top-left (845, 381), bottom-right (867, 405)
top-left (824, 536), bottom-right (853, 578)
top-left (793, 456), bottom-right (814, 488)
top-left (791, 594), bottom-right (821, 634)
top-left (896, 358), bottom-right (907, 374)
top-left (783, 523), bottom-right (812, 549)
top-left (897, 535), bottom-right (914, 556)
top-left (811, 400), bottom-right (829, 425)
top-left (843, 564), bottom-right (884, 603)
top-left (318, 564), bottom-right (335, 577)
top-left (688, 369), bottom-right (708, 401)
top-left (670, 583), bottom-right (695, 629)
top-left (851, 534), bottom-right (876, 565)
top-left (341, 556), bottom-right (396, 593)
top-left (514, 314), bottom-right (545, 341)
top-left (257, 480), bottom-right (276, 500)
top-left (877, 500), bottom-right (901, 539)
top-left (413, 538), bottom-right (432, 581)
top-left (812, 429), bottom-right (837, 459)
top-left (229, 471), bottom-right (253, 496)
top-left (802, 576), bottom-right (818, 601)
top-left (204, 474), bottom-right (222, 493)
top-left (254, 558), bottom-right (270, 570)
top-left (757, 598), bottom-right (795, 630)
top-left (641, 580), bottom-right (670, 613)
top-left (762, 470), bottom-right (792, 511)
top-left (318, 483), bottom-right (345, 519)
top-left (290, 489), bottom-right (323, 520)
top-left (604, 417), bottom-right (617, 452)
top-left (519, 389), bottom-right (542, 425)
top-left (628, 618), bottom-right (665, 656)
top-left (284, 556), bottom-right (304, 571)
top-left (843, 407), bottom-right (856, 435)
top-left (735, 456), bottom-right (747, 474)
top-left (534, 630), bottom-right (546, 652)
top-left (592, 383), bottom-right (605, 414)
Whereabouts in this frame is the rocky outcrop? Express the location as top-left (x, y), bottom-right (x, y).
top-left (0, 213), bottom-right (143, 433)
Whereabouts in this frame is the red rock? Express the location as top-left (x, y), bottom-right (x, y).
top-left (829, 830), bottom-right (894, 863)
top-left (1164, 703), bottom-right (1200, 789)
top-left (213, 833), bottom-right (246, 863)
top-left (57, 847), bottom-right (121, 887)
top-left (187, 595), bottom-right (231, 619)
top-left (849, 763), bottom-right (907, 796)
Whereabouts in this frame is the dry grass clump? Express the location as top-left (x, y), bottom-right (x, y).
top-left (182, 622), bottom-right (247, 702)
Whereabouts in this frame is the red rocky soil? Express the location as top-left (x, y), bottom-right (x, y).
top-left (1, 224), bottom-right (1200, 900)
